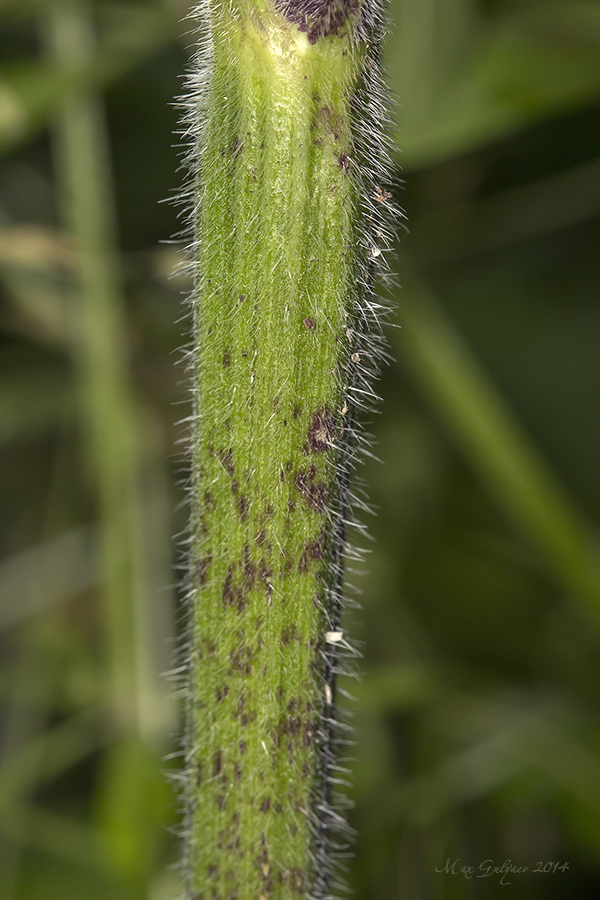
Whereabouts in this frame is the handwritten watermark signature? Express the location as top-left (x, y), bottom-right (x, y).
top-left (435, 858), bottom-right (569, 886)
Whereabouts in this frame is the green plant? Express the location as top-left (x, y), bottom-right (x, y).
top-left (3, 2), bottom-right (600, 899)
top-left (181, 0), bottom-right (396, 896)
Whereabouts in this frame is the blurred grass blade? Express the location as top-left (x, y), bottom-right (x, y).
top-left (394, 270), bottom-right (600, 623)
top-left (45, 0), bottom-right (145, 736)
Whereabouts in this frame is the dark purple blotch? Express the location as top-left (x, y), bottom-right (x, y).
top-left (276, 0), bottom-right (359, 42)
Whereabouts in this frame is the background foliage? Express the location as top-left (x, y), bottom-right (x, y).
top-left (1, 0), bottom-right (600, 897)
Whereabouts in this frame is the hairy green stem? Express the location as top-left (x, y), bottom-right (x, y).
top-left (183, 0), bottom-right (394, 896)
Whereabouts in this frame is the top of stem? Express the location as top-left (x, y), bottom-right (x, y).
top-left (275, 0), bottom-right (360, 43)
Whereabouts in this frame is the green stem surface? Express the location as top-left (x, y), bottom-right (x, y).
top-left (185, 0), bottom-right (388, 896)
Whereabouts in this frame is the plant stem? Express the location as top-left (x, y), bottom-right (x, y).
top-left (184, 0), bottom-right (393, 896)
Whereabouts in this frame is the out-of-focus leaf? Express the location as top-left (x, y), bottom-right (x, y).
top-left (412, 156), bottom-right (600, 265)
top-left (0, 528), bottom-right (97, 629)
top-left (388, 1), bottom-right (600, 168)
top-left (0, 370), bottom-right (72, 443)
top-left (93, 738), bottom-right (173, 893)
top-left (0, 807), bottom-right (107, 876)
top-left (0, 226), bottom-right (75, 344)
top-left (0, 713), bottom-right (104, 805)
top-left (0, 3), bottom-right (178, 155)
top-left (355, 662), bottom-right (438, 714)
top-left (393, 270), bottom-right (600, 627)
top-left (392, 690), bottom-right (600, 828)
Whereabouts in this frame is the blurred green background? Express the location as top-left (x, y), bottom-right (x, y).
top-left (1, 0), bottom-right (600, 898)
